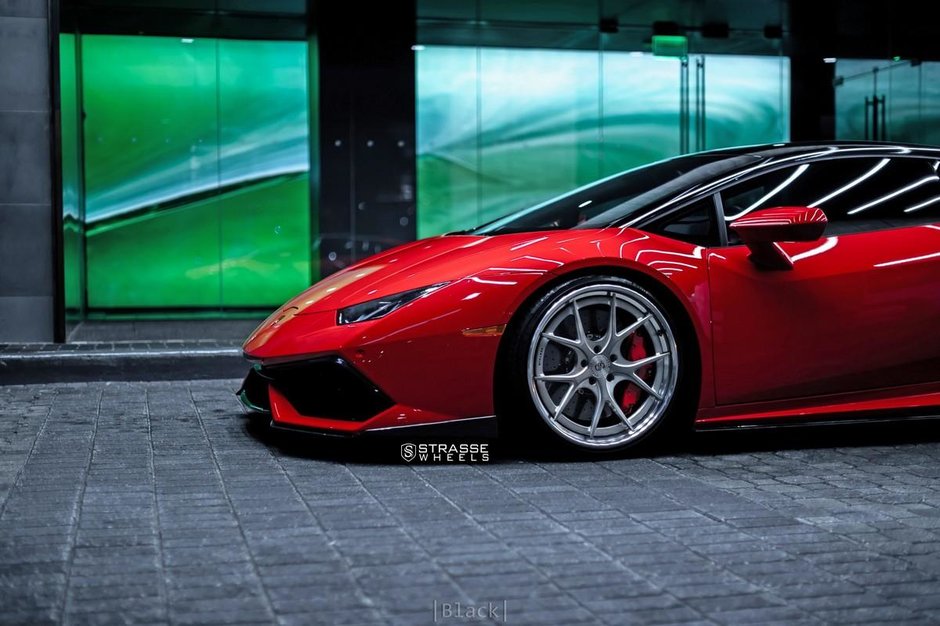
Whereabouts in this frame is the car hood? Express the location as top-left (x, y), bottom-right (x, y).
top-left (272, 229), bottom-right (624, 317)
top-left (278, 234), bottom-right (519, 315)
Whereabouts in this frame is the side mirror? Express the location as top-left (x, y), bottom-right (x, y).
top-left (729, 206), bottom-right (828, 270)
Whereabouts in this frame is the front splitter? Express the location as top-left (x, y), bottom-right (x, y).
top-left (267, 414), bottom-right (498, 439)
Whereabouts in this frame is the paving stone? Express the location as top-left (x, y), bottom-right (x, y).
top-left (3, 380), bottom-right (940, 624)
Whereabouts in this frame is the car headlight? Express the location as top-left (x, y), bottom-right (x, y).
top-left (337, 283), bottom-right (449, 325)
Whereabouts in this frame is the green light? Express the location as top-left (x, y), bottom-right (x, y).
top-left (652, 35), bottom-right (688, 58)
top-left (63, 34), bottom-right (313, 311)
top-left (893, 56), bottom-right (902, 62)
top-left (416, 46), bottom-right (791, 238)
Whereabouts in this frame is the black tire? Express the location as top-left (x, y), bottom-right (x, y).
top-left (497, 274), bottom-right (696, 455)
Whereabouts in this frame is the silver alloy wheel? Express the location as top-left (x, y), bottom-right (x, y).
top-left (527, 283), bottom-right (679, 449)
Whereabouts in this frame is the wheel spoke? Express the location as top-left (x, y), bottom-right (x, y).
top-left (611, 351), bottom-right (669, 375)
top-left (609, 401), bottom-right (633, 431)
top-left (541, 331), bottom-right (583, 352)
top-left (630, 374), bottom-right (663, 400)
top-left (587, 388), bottom-right (604, 438)
top-left (572, 301), bottom-right (589, 346)
top-left (601, 383), bottom-right (633, 432)
top-left (552, 381), bottom-right (580, 419)
top-left (535, 368), bottom-right (586, 383)
top-left (617, 313), bottom-right (651, 339)
top-left (596, 295), bottom-right (617, 353)
top-left (630, 352), bottom-right (669, 369)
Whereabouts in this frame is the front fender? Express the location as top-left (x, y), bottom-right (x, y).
top-left (489, 230), bottom-right (715, 410)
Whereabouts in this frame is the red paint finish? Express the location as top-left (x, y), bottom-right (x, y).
top-left (730, 206), bottom-right (828, 240)
top-left (709, 224), bottom-right (940, 405)
top-left (730, 206), bottom-right (828, 270)
top-left (696, 382), bottom-right (940, 426)
top-left (244, 228), bottom-right (717, 431)
top-left (268, 385), bottom-right (471, 433)
top-left (245, 218), bottom-right (940, 435)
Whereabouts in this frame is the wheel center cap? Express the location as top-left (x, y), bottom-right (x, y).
top-left (590, 355), bottom-right (611, 374)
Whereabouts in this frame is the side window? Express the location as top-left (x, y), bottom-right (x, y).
top-left (648, 197), bottom-right (719, 247)
top-left (721, 157), bottom-right (940, 243)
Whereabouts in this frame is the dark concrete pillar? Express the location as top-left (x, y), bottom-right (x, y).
top-left (788, 0), bottom-right (837, 141)
top-left (311, 0), bottom-right (418, 277)
top-left (0, 0), bottom-right (59, 341)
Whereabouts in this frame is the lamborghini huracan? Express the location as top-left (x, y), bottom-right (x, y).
top-left (239, 142), bottom-right (940, 451)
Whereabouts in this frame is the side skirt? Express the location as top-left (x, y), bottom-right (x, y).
top-left (696, 411), bottom-right (940, 432)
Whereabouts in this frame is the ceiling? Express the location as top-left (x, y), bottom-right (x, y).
top-left (60, 0), bottom-right (308, 38)
top-left (416, 0), bottom-right (787, 55)
top-left (64, 0), bottom-right (307, 15)
top-left (417, 0), bottom-right (787, 33)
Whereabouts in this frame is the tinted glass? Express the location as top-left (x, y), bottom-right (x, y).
top-left (721, 157), bottom-right (940, 242)
top-left (648, 197), bottom-right (719, 247)
top-left (469, 153), bottom-right (747, 235)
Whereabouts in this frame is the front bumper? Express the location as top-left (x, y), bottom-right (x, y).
top-left (240, 356), bottom-right (393, 421)
top-left (237, 356), bottom-right (497, 437)
top-left (239, 274), bottom-right (522, 437)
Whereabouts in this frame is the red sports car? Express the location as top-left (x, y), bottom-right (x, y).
top-left (240, 142), bottom-right (940, 452)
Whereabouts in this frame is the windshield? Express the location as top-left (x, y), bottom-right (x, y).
top-left (470, 153), bottom-right (759, 235)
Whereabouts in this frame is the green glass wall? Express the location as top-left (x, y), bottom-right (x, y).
top-left (836, 59), bottom-right (940, 145)
top-left (63, 34), bottom-right (313, 313)
top-left (60, 33), bottom-right (83, 314)
top-left (416, 46), bottom-right (790, 237)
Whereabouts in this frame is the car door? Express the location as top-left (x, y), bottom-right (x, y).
top-left (708, 155), bottom-right (940, 405)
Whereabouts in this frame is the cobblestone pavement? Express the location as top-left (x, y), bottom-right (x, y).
top-left (2, 380), bottom-right (940, 625)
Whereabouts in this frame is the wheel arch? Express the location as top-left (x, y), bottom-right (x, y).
top-left (494, 264), bottom-right (704, 416)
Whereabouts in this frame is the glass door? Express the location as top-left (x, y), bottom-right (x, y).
top-left (835, 59), bottom-right (937, 143)
top-left (63, 34), bottom-right (313, 315)
top-left (680, 53), bottom-right (790, 154)
top-left (81, 35), bottom-right (222, 310)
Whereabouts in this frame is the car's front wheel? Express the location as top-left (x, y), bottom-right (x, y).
top-left (501, 275), bottom-right (691, 453)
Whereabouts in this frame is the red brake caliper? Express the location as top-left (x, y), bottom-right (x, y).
top-left (619, 333), bottom-right (650, 413)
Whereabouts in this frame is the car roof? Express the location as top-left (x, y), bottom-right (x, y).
top-left (618, 141), bottom-right (940, 229)
top-left (696, 141), bottom-right (940, 162)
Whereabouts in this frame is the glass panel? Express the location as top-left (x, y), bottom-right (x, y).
top-left (82, 35), bottom-right (222, 310)
top-left (415, 45), bottom-right (480, 238)
top-left (417, 45), bottom-right (790, 237)
top-left (699, 55), bottom-right (790, 150)
top-left (600, 53), bottom-right (681, 177)
top-left (834, 60), bottom-right (877, 140)
top-left (721, 157), bottom-right (940, 239)
top-left (472, 154), bottom-right (731, 235)
top-left (886, 62), bottom-right (922, 144)
top-left (217, 39), bottom-right (311, 308)
top-left (921, 63), bottom-right (940, 146)
top-left (59, 33), bottom-right (83, 315)
top-left (478, 47), bottom-right (601, 227)
top-left (836, 59), bottom-right (940, 144)
top-left (76, 35), bottom-right (312, 312)
top-left (649, 197), bottom-right (719, 247)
